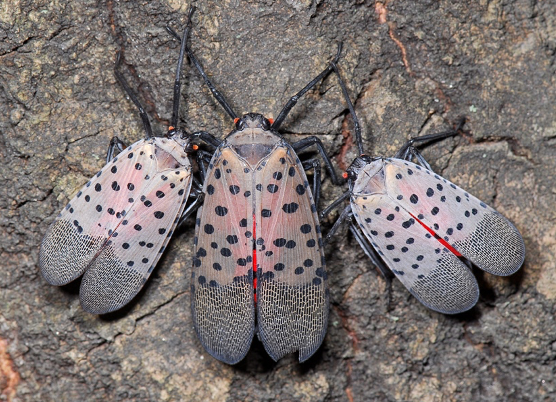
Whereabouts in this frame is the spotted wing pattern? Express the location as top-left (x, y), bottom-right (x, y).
top-left (383, 158), bottom-right (525, 276)
top-left (256, 143), bottom-right (328, 362)
top-left (352, 192), bottom-right (479, 314)
top-left (351, 157), bottom-right (524, 314)
top-left (39, 138), bottom-right (192, 313)
top-left (191, 147), bottom-right (255, 365)
top-left (40, 139), bottom-right (146, 285)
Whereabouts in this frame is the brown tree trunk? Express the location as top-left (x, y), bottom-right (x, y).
top-left (0, 0), bottom-right (552, 401)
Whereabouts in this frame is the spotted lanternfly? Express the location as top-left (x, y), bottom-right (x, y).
top-left (323, 75), bottom-right (525, 314)
top-left (39, 10), bottom-right (203, 314)
top-left (168, 20), bottom-right (345, 363)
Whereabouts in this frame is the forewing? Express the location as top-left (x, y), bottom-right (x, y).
top-left (80, 165), bottom-right (192, 314)
top-left (39, 139), bottom-right (152, 285)
top-left (191, 148), bottom-right (255, 364)
top-left (256, 144), bottom-right (328, 362)
top-left (384, 159), bottom-right (525, 276)
top-left (352, 193), bottom-right (479, 314)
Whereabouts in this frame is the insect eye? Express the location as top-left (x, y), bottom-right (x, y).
top-left (261, 118), bottom-right (270, 130)
top-left (344, 171), bottom-right (354, 180)
top-left (235, 119), bottom-right (246, 130)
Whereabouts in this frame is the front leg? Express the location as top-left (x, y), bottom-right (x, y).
top-left (348, 223), bottom-right (394, 311)
top-left (192, 130), bottom-right (222, 149)
top-left (177, 191), bottom-right (205, 229)
top-left (292, 136), bottom-right (343, 186)
top-left (323, 204), bottom-right (352, 246)
top-left (320, 190), bottom-right (350, 220)
top-left (106, 136), bottom-right (127, 163)
top-left (394, 117), bottom-right (466, 166)
top-left (195, 149), bottom-right (214, 182)
top-left (192, 130), bottom-right (220, 181)
top-left (302, 158), bottom-right (321, 208)
top-left (348, 223), bottom-right (392, 280)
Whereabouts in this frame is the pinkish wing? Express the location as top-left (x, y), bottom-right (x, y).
top-left (39, 139), bottom-right (154, 286)
top-left (255, 143), bottom-right (328, 362)
top-left (40, 138), bottom-right (193, 314)
top-left (383, 158), bottom-right (525, 276)
top-left (191, 147), bottom-right (255, 365)
top-left (351, 192), bottom-right (479, 314)
top-left (79, 164), bottom-right (192, 314)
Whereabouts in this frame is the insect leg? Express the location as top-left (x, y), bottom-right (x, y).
top-left (302, 158), bottom-right (321, 207)
top-left (348, 223), bottom-right (394, 311)
top-left (348, 223), bottom-right (392, 280)
top-left (320, 190), bottom-right (350, 220)
top-left (329, 62), bottom-right (363, 156)
top-left (192, 131), bottom-right (222, 148)
top-left (396, 146), bottom-right (435, 170)
top-left (177, 191), bottom-right (205, 229)
top-left (195, 149), bottom-right (213, 181)
top-left (201, 151), bottom-right (213, 164)
top-left (114, 51), bottom-right (154, 139)
top-left (292, 136), bottom-right (343, 185)
top-left (191, 175), bottom-right (203, 194)
top-left (105, 136), bottom-right (126, 163)
top-left (272, 43), bottom-right (343, 130)
top-left (323, 204), bottom-right (352, 245)
top-left (411, 148), bottom-right (434, 170)
top-left (395, 117), bottom-right (467, 161)
top-left (166, 25), bottom-right (238, 120)
top-left (171, 6), bottom-right (195, 128)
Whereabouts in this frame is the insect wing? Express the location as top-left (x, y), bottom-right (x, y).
top-left (40, 138), bottom-right (193, 314)
top-left (39, 139), bottom-right (148, 286)
top-left (80, 146), bottom-right (192, 313)
top-left (256, 143), bottom-right (328, 362)
top-left (351, 191), bottom-right (479, 314)
top-left (383, 158), bottom-right (525, 276)
top-left (191, 147), bottom-right (255, 364)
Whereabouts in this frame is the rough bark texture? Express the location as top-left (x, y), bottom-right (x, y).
top-left (1, 0), bottom-right (554, 401)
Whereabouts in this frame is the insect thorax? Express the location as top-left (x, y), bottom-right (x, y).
top-left (152, 134), bottom-right (192, 168)
top-left (351, 158), bottom-right (387, 196)
top-left (225, 128), bottom-right (282, 167)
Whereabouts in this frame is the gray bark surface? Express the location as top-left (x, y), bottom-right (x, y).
top-left (0, 0), bottom-right (554, 401)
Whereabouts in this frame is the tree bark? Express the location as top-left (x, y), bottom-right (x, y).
top-left (0, 0), bottom-right (553, 401)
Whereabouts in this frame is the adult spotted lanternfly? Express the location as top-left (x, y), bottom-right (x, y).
top-left (323, 74), bottom-right (526, 314)
top-left (39, 10), bottom-right (203, 314)
top-left (166, 21), bottom-right (347, 364)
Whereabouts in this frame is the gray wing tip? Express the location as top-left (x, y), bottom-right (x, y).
top-left (191, 282), bottom-right (256, 365)
top-left (40, 264), bottom-right (73, 286)
top-left (79, 292), bottom-right (130, 315)
top-left (263, 340), bottom-right (322, 363)
top-left (79, 258), bottom-right (146, 315)
top-left (39, 219), bottom-right (104, 286)
top-left (298, 341), bottom-right (324, 363)
top-left (417, 290), bottom-right (480, 315)
top-left (258, 281), bottom-right (329, 363)
top-left (261, 318), bottom-right (328, 363)
top-left (203, 346), bottom-right (250, 365)
top-left (452, 211), bottom-right (526, 277)
top-left (193, 322), bottom-right (253, 365)
top-left (259, 334), bottom-right (325, 363)
top-left (409, 254), bottom-right (480, 314)
top-left (490, 212), bottom-right (526, 276)
top-left (501, 231), bottom-right (526, 276)
top-left (39, 248), bottom-right (83, 286)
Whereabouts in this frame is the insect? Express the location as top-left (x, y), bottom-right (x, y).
top-left (323, 73), bottom-right (526, 314)
top-left (39, 10), bottom-right (203, 314)
top-left (167, 21), bottom-right (347, 364)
